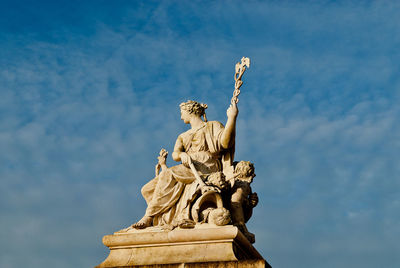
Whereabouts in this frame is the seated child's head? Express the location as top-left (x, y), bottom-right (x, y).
top-left (234, 161), bottom-right (255, 183)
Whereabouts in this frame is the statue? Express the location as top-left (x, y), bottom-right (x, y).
top-left (119, 57), bottom-right (258, 243)
top-left (97, 57), bottom-right (273, 268)
top-left (230, 161), bottom-right (258, 243)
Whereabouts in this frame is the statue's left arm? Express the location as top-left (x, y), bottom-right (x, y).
top-left (220, 102), bottom-right (238, 149)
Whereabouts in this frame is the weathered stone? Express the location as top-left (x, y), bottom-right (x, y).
top-left (97, 225), bottom-right (270, 267)
top-left (99, 260), bottom-right (268, 268)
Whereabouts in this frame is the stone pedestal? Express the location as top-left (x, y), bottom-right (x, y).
top-left (97, 225), bottom-right (271, 268)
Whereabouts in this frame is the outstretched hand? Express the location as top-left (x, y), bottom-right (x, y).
top-left (249, 192), bottom-right (258, 207)
top-left (180, 152), bottom-right (192, 167)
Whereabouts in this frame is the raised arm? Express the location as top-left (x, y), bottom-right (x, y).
top-left (220, 102), bottom-right (238, 149)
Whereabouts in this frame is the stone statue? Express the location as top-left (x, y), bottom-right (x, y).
top-left (230, 161), bottom-right (258, 243)
top-left (120, 100), bottom-right (237, 230)
top-left (119, 57), bottom-right (258, 244)
top-left (97, 58), bottom-right (273, 268)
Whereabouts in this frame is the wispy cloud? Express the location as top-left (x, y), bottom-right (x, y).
top-left (0, 1), bottom-right (399, 267)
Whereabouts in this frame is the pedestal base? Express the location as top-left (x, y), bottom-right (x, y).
top-left (97, 225), bottom-right (271, 267)
top-left (98, 260), bottom-right (268, 267)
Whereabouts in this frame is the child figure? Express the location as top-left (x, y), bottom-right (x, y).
top-left (230, 161), bottom-right (259, 243)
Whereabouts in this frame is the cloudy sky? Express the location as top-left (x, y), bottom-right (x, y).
top-left (1, 1), bottom-right (399, 267)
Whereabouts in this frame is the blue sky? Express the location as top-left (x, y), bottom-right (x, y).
top-left (1, 1), bottom-right (399, 267)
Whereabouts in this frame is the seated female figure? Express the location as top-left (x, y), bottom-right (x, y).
top-left (129, 100), bottom-right (238, 229)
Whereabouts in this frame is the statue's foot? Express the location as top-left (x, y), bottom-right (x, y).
top-left (235, 224), bottom-right (255, 243)
top-left (244, 231), bottom-right (255, 244)
top-left (132, 216), bottom-right (153, 229)
top-left (178, 219), bottom-right (195, 229)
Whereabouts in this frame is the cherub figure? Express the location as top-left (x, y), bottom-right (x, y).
top-left (230, 161), bottom-right (258, 243)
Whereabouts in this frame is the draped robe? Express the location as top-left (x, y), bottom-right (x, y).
top-left (140, 121), bottom-right (225, 226)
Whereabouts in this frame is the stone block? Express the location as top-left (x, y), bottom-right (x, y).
top-left (96, 225), bottom-right (271, 267)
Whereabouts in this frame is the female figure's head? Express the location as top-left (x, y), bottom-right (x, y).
top-left (179, 100), bottom-right (208, 124)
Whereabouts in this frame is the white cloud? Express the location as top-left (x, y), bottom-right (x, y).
top-left (1, 1), bottom-right (400, 267)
